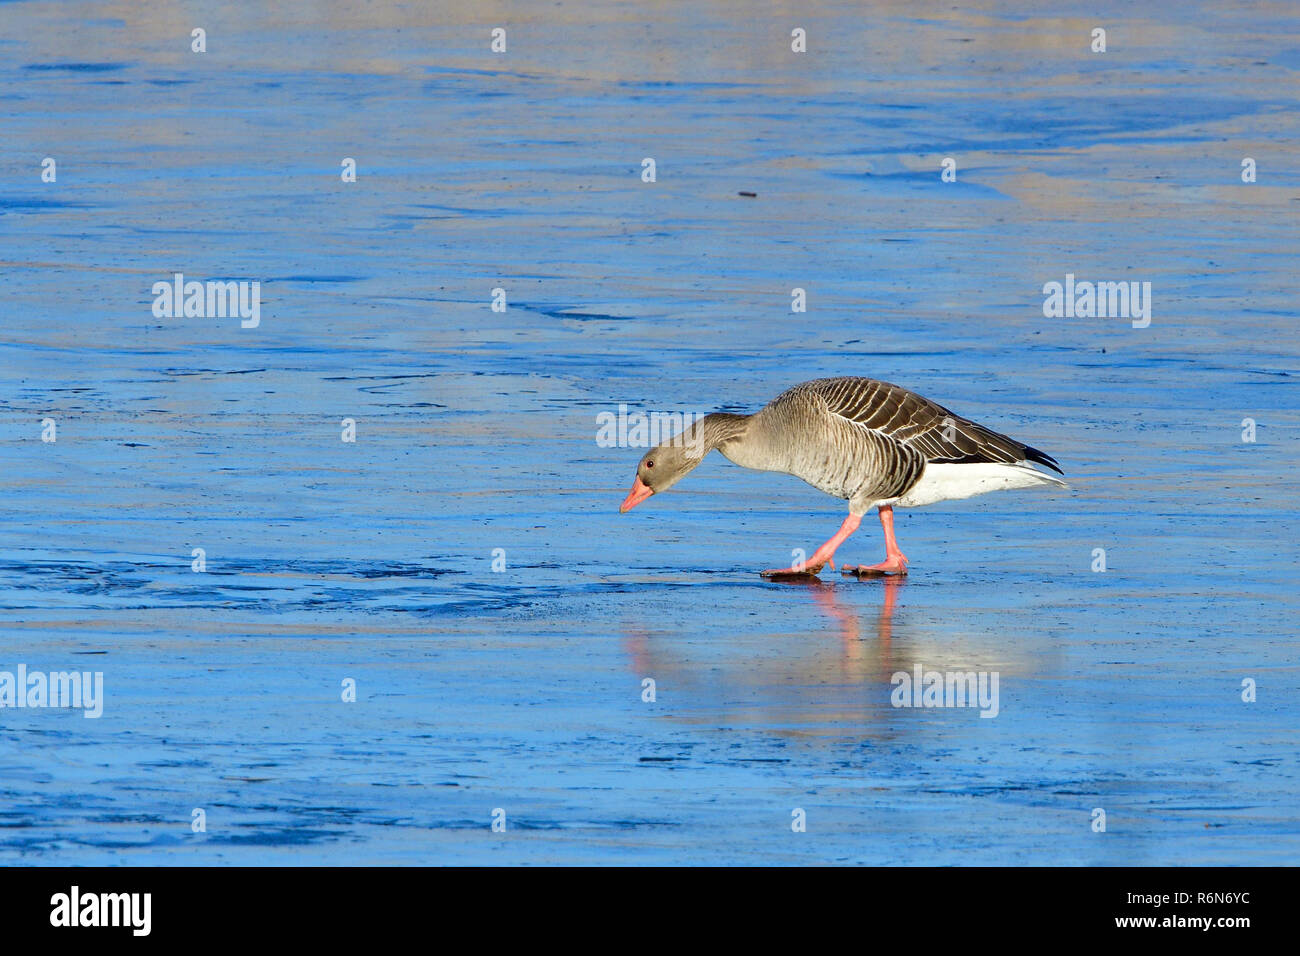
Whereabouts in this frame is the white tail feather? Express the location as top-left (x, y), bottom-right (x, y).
top-left (893, 462), bottom-right (1067, 509)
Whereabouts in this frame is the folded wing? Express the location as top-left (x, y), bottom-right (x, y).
top-left (805, 376), bottom-right (1063, 474)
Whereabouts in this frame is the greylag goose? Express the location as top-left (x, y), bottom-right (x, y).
top-left (618, 376), bottom-right (1065, 577)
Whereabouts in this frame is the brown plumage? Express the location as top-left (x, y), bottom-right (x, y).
top-left (757, 377), bottom-right (1061, 505)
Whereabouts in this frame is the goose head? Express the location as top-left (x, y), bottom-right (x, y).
top-left (619, 441), bottom-right (704, 513)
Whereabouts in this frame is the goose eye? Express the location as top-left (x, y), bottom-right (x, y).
top-left (646, 460), bottom-right (655, 468)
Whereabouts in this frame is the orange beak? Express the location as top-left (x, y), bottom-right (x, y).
top-left (619, 476), bottom-right (654, 513)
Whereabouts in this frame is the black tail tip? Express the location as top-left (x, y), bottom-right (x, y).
top-left (1025, 445), bottom-right (1064, 475)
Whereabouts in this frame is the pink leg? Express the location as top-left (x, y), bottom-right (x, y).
top-left (842, 505), bottom-right (909, 576)
top-left (761, 514), bottom-right (862, 578)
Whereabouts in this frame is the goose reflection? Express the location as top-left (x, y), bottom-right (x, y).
top-left (806, 576), bottom-right (902, 675)
top-left (620, 578), bottom-right (915, 736)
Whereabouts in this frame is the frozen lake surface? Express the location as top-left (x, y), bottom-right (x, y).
top-left (1, 1), bottom-right (1298, 864)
